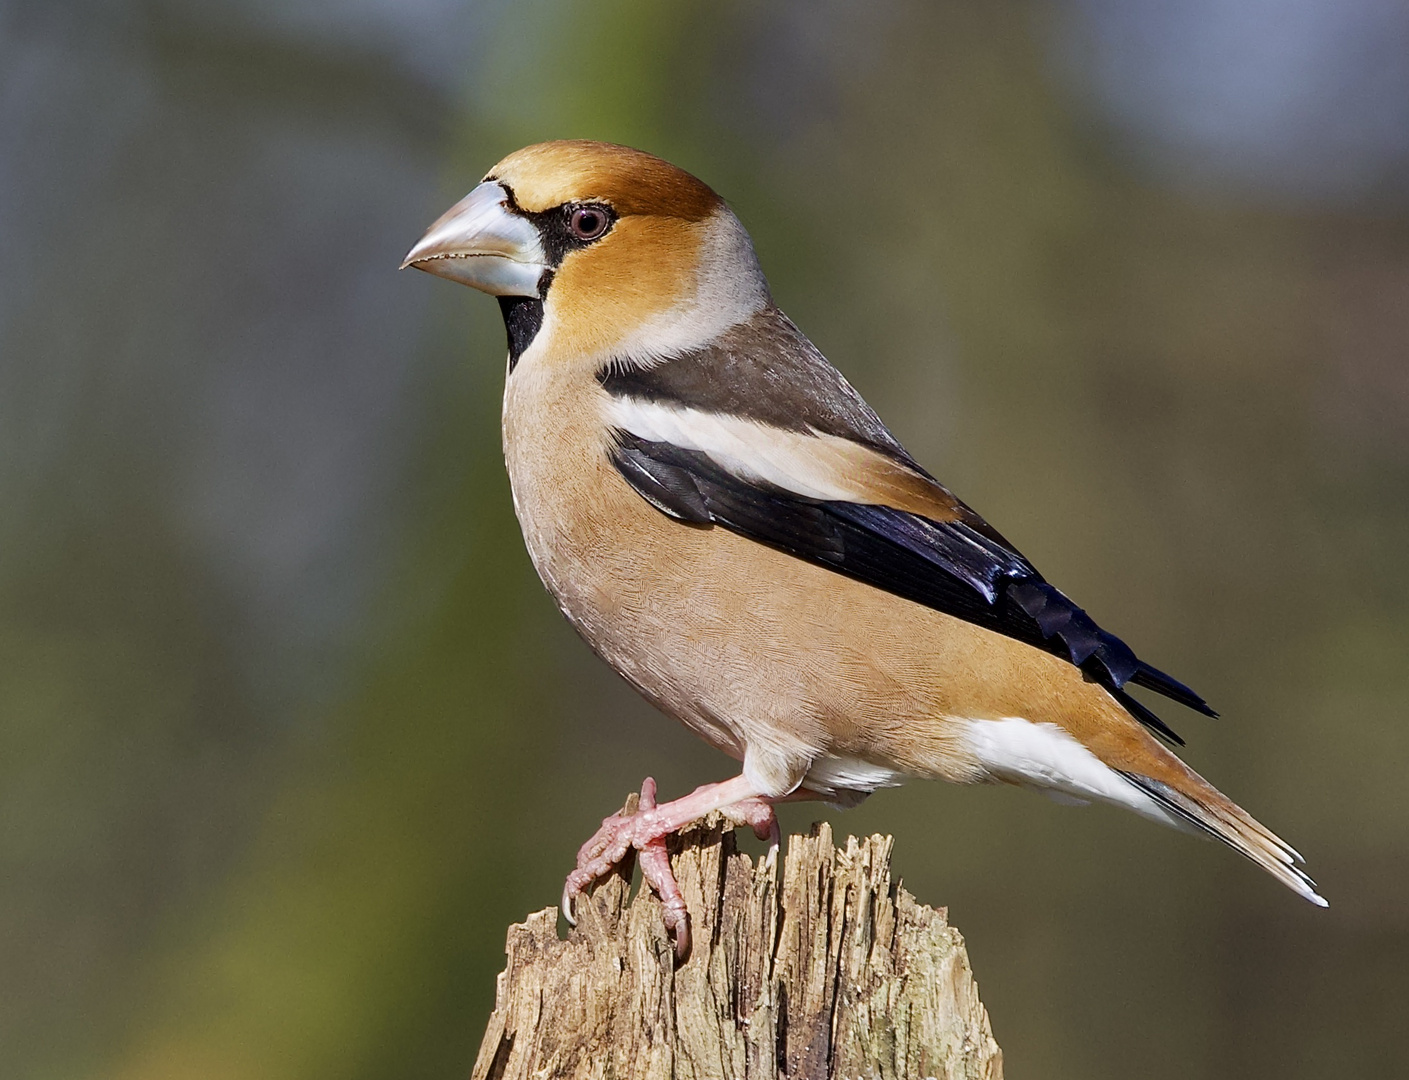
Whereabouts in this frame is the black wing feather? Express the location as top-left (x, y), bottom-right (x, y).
top-left (612, 442), bottom-right (712, 523)
top-left (610, 432), bottom-right (1214, 745)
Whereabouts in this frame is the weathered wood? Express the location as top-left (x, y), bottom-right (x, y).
top-left (471, 816), bottom-right (1003, 1080)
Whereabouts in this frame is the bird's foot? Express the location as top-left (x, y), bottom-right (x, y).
top-left (562, 777), bottom-right (690, 955)
top-left (561, 773), bottom-right (767, 961)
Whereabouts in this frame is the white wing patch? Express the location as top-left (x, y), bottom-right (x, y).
top-left (607, 397), bottom-right (895, 503)
top-left (966, 717), bottom-right (1188, 830)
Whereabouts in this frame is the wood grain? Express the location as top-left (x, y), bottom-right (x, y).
top-left (471, 814), bottom-right (1002, 1080)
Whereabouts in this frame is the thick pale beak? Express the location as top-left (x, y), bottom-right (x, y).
top-left (400, 181), bottom-right (546, 296)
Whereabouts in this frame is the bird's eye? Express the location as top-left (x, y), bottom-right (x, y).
top-left (569, 205), bottom-right (611, 241)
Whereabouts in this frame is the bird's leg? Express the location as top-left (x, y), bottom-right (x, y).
top-left (562, 773), bottom-right (767, 960)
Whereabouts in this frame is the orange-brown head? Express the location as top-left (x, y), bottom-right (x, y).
top-left (403, 140), bottom-right (769, 365)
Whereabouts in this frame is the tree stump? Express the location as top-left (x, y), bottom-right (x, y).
top-left (470, 816), bottom-right (1003, 1080)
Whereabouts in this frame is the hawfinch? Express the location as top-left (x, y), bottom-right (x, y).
top-left (404, 140), bottom-right (1324, 955)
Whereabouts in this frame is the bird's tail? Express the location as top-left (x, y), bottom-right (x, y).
top-left (1120, 769), bottom-right (1327, 907)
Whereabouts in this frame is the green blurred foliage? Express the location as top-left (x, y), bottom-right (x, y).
top-left (3, 2), bottom-right (1407, 1078)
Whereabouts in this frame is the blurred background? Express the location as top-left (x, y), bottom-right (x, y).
top-left (3, 1), bottom-right (1407, 1076)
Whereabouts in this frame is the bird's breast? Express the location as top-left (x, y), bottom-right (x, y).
top-left (501, 364), bottom-right (639, 635)
top-left (500, 355), bottom-right (754, 757)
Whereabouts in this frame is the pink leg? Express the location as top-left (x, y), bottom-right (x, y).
top-left (719, 796), bottom-right (782, 849)
top-left (563, 773), bottom-right (769, 960)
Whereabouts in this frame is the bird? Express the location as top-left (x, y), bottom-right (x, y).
top-left (402, 139), bottom-right (1325, 956)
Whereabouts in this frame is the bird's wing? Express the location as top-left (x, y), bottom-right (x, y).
top-left (600, 308), bottom-right (1213, 744)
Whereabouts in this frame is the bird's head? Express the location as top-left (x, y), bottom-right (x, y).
top-left (402, 140), bottom-right (769, 365)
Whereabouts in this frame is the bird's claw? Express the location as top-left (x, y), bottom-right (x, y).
top-left (561, 810), bottom-right (636, 926)
top-left (560, 777), bottom-right (693, 958)
top-left (560, 777), bottom-right (785, 960)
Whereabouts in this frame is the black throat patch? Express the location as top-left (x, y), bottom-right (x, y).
top-left (499, 296), bottom-right (544, 371)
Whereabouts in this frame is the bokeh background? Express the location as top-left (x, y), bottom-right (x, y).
top-left (4, 1), bottom-right (1408, 1077)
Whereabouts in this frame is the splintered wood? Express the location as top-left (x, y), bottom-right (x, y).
top-left (470, 819), bottom-right (1002, 1080)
